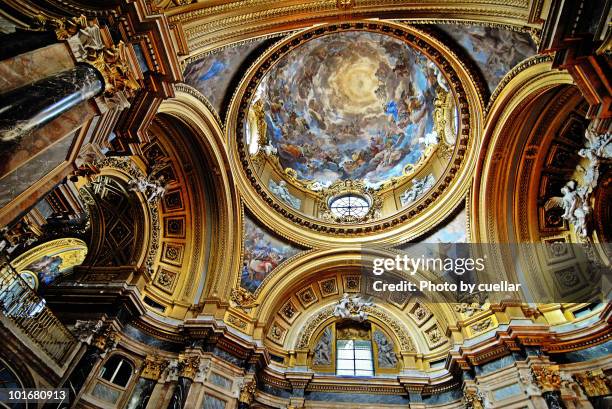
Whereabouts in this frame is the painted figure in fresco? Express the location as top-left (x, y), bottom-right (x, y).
top-left (25, 255), bottom-right (63, 288)
top-left (240, 217), bottom-right (299, 292)
top-left (439, 25), bottom-right (536, 92)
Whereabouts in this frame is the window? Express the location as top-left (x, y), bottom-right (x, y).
top-left (336, 339), bottom-right (374, 376)
top-left (99, 355), bottom-right (133, 387)
top-left (329, 194), bottom-right (370, 219)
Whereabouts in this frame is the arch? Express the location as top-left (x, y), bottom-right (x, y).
top-left (157, 87), bottom-right (242, 304)
top-left (254, 247), bottom-right (460, 323)
top-left (472, 58), bottom-right (575, 244)
top-left (80, 172), bottom-right (150, 269)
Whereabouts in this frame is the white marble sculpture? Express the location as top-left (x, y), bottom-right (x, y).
top-left (400, 174), bottom-right (436, 206)
top-left (544, 126), bottom-right (611, 237)
top-left (269, 179), bottom-right (301, 209)
top-left (333, 293), bottom-right (373, 322)
top-left (129, 175), bottom-right (167, 203)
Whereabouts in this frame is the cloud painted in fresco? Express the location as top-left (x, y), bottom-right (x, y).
top-left (418, 207), bottom-right (467, 243)
top-left (436, 25), bottom-right (536, 93)
top-left (249, 31), bottom-right (451, 188)
top-left (241, 213), bottom-right (301, 292)
top-left (183, 39), bottom-right (270, 114)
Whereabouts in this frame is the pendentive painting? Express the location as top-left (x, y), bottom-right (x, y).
top-left (240, 213), bottom-right (301, 292)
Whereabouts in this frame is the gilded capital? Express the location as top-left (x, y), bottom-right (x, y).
top-left (141, 355), bottom-right (169, 381)
top-left (531, 365), bottom-right (561, 391)
top-left (178, 354), bottom-right (201, 380)
top-left (239, 379), bottom-right (257, 404)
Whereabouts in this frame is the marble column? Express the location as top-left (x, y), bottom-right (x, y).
top-left (166, 377), bottom-right (192, 409)
top-left (0, 64), bottom-right (103, 144)
top-left (127, 355), bottom-right (168, 409)
top-left (165, 354), bottom-right (200, 409)
top-left (127, 377), bottom-right (158, 409)
top-left (543, 391), bottom-right (566, 409)
top-left (0, 29), bottom-right (57, 61)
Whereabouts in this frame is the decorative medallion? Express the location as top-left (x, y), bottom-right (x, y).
top-left (297, 286), bottom-right (318, 308)
top-left (318, 277), bottom-right (339, 297)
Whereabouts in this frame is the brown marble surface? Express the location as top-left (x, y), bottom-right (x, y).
top-left (0, 100), bottom-right (96, 179)
top-left (0, 131), bottom-right (76, 209)
top-left (0, 43), bottom-right (74, 93)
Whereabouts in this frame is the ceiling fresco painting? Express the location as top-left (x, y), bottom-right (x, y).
top-left (241, 213), bottom-right (302, 292)
top-left (417, 207), bottom-right (468, 243)
top-left (10, 238), bottom-right (88, 294)
top-left (246, 31), bottom-right (456, 190)
top-left (183, 39), bottom-right (271, 114)
top-left (436, 25), bottom-right (537, 93)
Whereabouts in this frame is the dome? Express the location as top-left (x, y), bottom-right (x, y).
top-left (234, 23), bottom-right (475, 237)
top-left (246, 30), bottom-right (456, 189)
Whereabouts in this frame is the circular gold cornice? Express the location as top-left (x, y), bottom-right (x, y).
top-left (227, 20), bottom-right (483, 245)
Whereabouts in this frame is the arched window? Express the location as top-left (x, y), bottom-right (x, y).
top-left (312, 321), bottom-right (399, 377)
top-left (335, 322), bottom-right (374, 377)
top-left (99, 355), bottom-right (133, 387)
top-left (89, 355), bottom-right (134, 405)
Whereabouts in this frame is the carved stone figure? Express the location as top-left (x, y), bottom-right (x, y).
top-left (333, 293), bottom-right (373, 322)
top-left (463, 389), bottom-right (484, 409)
top-left (544, 127), bottom-right (611, 237)
top-left (71, 319), bottom-right (103, 344)
top-left (163, 359), bottom-right (180, 382)
top-left (269, 179), bottom-right (301, 209)
top-left (67, 24), bottom-right (104, 60)
top-left (372, 330), bottom-right (397, 368)
top-left (128, 175), bottom-right (167, 203)
top-left (313, 327), bottom-right (332, 365)
top-left (545, 180), bottom-right (591, 237)
top-left (400, 174), bottom-right (436, 206)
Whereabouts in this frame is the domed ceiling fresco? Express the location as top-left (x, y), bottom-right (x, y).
top-left (246, 30), bottom-right (456, 190)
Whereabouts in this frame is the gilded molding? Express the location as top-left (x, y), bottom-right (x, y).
top-left (486, 54), bottom-right (553, 113)
top-left (173, 83), bottom-right (223, 131)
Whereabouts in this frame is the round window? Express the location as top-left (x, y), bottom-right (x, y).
top-left (329, 195), bottom-right (370, 219)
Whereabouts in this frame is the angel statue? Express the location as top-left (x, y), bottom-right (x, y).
top-left (400, 174), bottom-right (436, 206)
top-left (545, 180), bottom-right (580, 220)
top-left (128, 175), bottom-right (167, 203)
top-left (545, 179), bottom-right (593, 237)
top-left (333, 293), bottom-right (373, 322)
